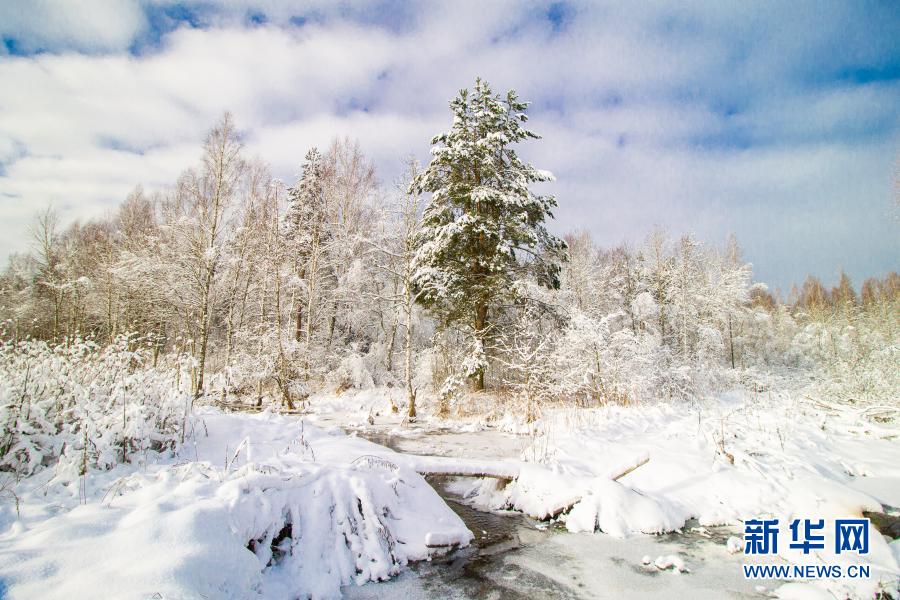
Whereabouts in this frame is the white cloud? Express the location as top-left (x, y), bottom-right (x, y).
top-left (0, 2), bottom-right (897, 291)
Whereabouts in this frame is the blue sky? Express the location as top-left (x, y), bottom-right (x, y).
top-left (0, 0), bottom-right (898, 293)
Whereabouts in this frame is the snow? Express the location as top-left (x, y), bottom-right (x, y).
top-left (444, 390), bottom-right (900, 598)
top-left (653, 553), bottom-right (690, 573)
top-left (498, 394), bottom-right (896, 528)
top-left (2, 387), bottom-right (898, 599)
top-left (535, 394), bottom-right (900, 597)
top-left (504, 463), bottom-right (584, 520)
top-left (314, 388), bottom-right (899, 541)
top-left (0, 408), bottom-right (472, 600)
top-left (565, 477), bottom-right (686, 537)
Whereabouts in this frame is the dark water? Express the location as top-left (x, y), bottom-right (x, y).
top-left (401, 480), bottom-right (581, 600)
top-left (348, 429), bottom-right (581, 599)
top-left (865, 508), bottom-right (900, 540)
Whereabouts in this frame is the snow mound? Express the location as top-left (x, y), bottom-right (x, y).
top-left (230, 460), bottom-right (471, 598)
top-left (504, 463), bottom-right (585, 520)
top-left (565, 478), bottom-right (688, 537)
top-left (476, 462), bottom-right (689, 538)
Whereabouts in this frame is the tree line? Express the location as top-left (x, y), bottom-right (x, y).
top-left (1, 79), bottom-right (897, 418)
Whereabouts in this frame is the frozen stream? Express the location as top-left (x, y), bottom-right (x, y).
top-left (307, 415), bottom-right (768, 599)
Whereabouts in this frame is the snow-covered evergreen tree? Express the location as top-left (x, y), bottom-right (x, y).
top-left (285, 148), bottom-right (332, 374)
top-left (410, 78), bottom-right (566, 390)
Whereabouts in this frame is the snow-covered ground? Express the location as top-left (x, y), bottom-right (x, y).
top-left (1, 388), bottom-right (898, 599)
top-left (0, 408), bottom-right (471, 599)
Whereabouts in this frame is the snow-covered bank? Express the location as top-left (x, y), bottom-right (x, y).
top-left (307, 388), bottom-right (900, 527)
top-left (0, 409), bottom-right (472, 599)
top-left (471, 391), bottom-right (900, 598)
top-left (306, 387), bottom-right (900, 597)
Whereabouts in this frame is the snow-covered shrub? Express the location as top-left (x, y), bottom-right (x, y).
top-left (227, 460), bottom-right (467, 597)
top-left (553, 312), bottom-right (672, 406)
top-left (332, 349), bottom-right (377, 390)
top-left (0, 335), bottom-right (190, 477)
top-left (802, 320), bottom-right (899, 407)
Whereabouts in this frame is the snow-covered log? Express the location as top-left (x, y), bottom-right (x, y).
top-left (405, 455), bottom-right (520, 483)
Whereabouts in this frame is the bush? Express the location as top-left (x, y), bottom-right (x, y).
top-left (0, 335), bottom-right (190, 477)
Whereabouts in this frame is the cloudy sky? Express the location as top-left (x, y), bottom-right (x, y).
top-left (1, 0), bottom-right (898, 292)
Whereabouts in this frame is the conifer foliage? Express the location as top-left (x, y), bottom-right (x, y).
top-left (410, 78), bottom-right (566, 390)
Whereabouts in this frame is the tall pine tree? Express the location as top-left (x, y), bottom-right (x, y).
top-left (410, 78), bottom-right (566, 391)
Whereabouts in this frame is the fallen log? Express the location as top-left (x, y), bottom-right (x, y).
top-left (418, 469), bottom-right (514, 485)
top-left (406, 454), bottom-right (650, 509)
top-left (540, 497), bottom-right (582, 520)
top-left (607, 453), bottom-right (650, 482)
top-left (405, 455), bottom-right (520, 483)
